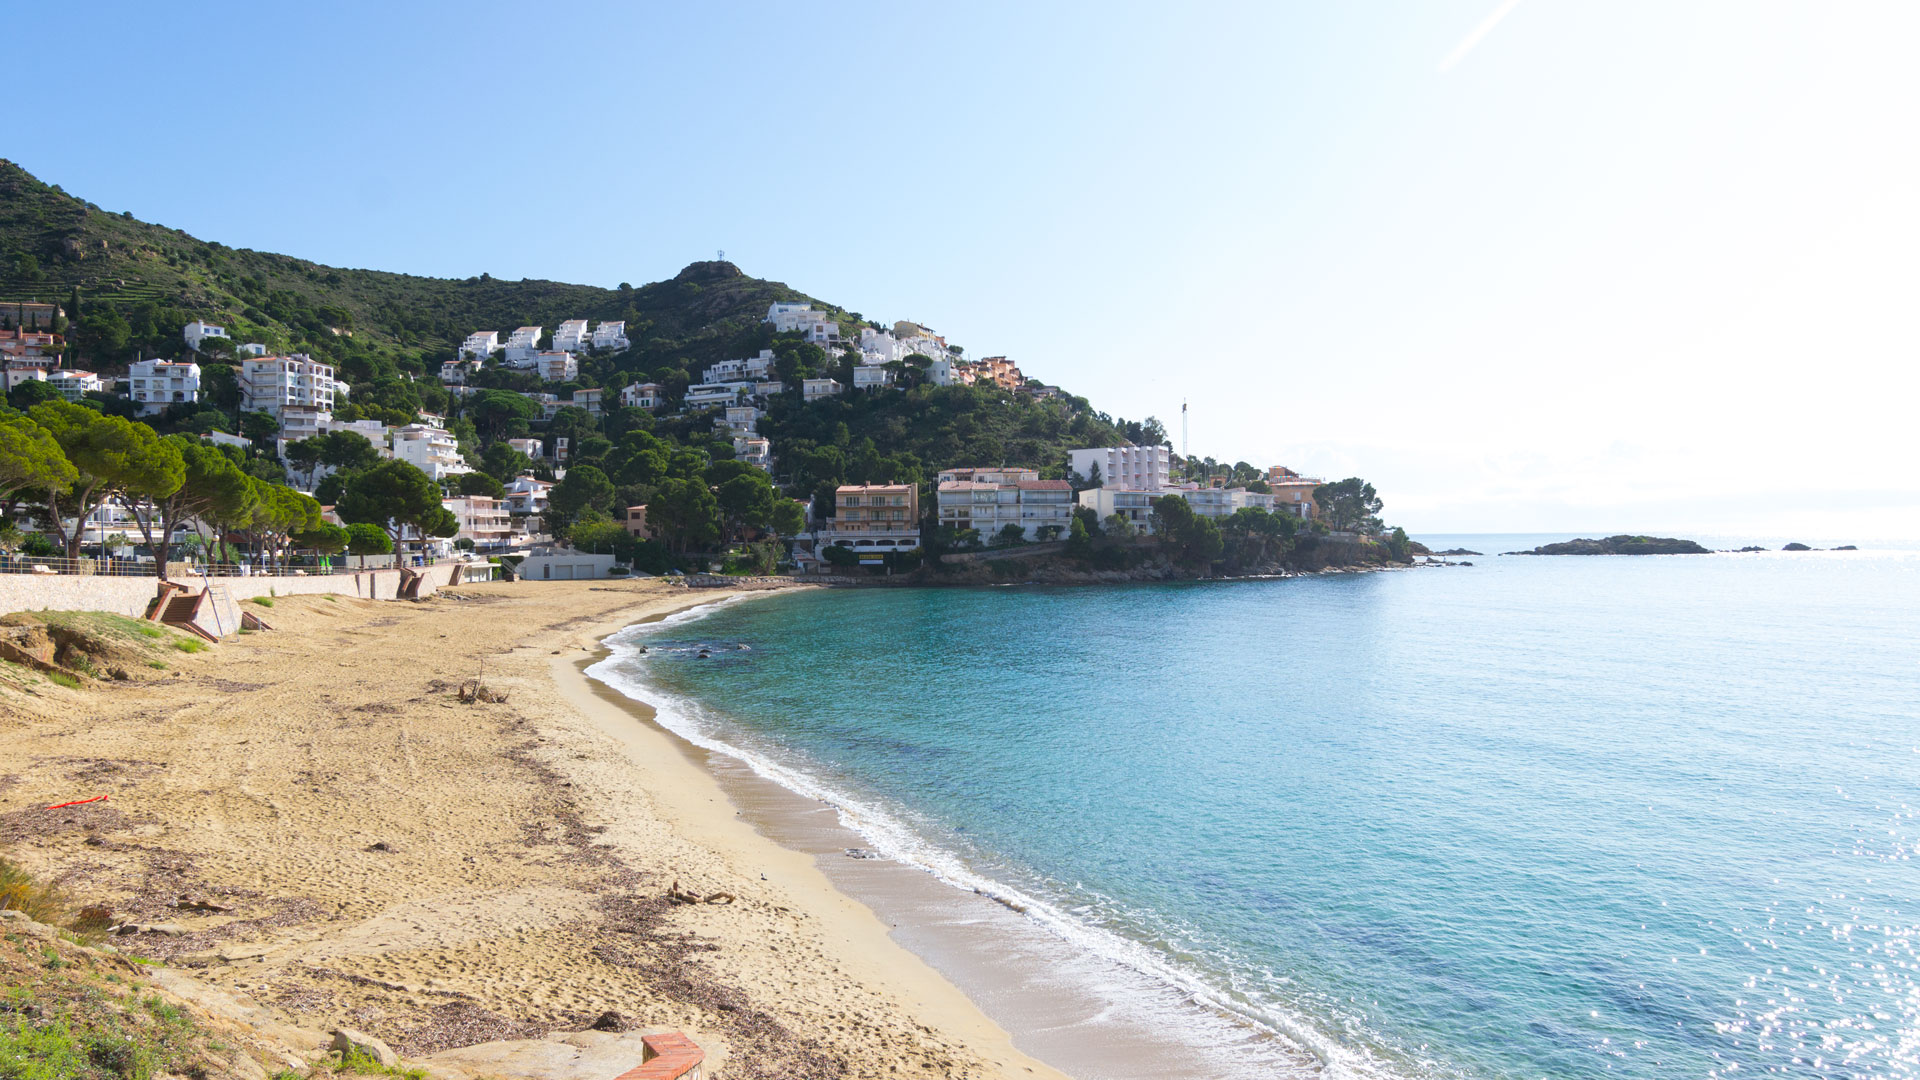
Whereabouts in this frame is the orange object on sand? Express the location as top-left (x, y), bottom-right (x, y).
top-left (45, 795), bottom-right (109, 810)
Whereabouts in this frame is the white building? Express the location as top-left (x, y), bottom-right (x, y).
top-left (852, 365), bottom-right (893, 390)
top-left (935, 468), bottom-right (1075, 542)
top-left (764, 302), bottom-right (840, 344)
top-left (237, 343), bottom-right (268, 357)
top-left (1077, 487), bottom-right (1158, 533)
top-left (590, 321), bottom-right (628, 351)
top-left (391, 423), bottom-right (471, 480)
top-left (1069, 444), bottom-right (1172, 492)
top-left (183, 320), bottom-right (227, 352)
top-left (126, 360), bottom-right (202, 414)
top-left (719, 405), bottom-right (761, 437)
top-left (439, 359), bottom-right (472, 384)
top-left (535, 352), bottom-right (578, 383)
top-left (552, 320), bottom-right (589, 353)
top-left (46, 370), bottom-right (102, 401)
top-left (685, 380), bottom-right (754, 408)
top-left (443, 495), bottom-right (513, 552)
top-left (734, 436), bottom-right (772, 470)
top-left (504, 475), bottom-right (553, 516)
top-left (619, 382), bottom-right (664, 410)
top-left (507, 437), bottom-right (545, 460)
top-left (802, 378), bottom-right (842, 402)
top-left (502, 326), bottom-right (543, 366)
top-left (459, 330), bottom-right (501, 363)
top-left (706, 349), bottom-right (776, 382)
top-left (571, 387), bottom-right (603, 415)
top-left (240, 355), bottom-right (340, 426)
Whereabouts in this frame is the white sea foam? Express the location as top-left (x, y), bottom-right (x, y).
top-left (585, 601), bottom-right (1422, 1080)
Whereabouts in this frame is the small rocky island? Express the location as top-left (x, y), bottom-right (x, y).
top-left (1504, 535), bottom-right (1711, 556)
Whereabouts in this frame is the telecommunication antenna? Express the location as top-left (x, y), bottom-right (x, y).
top-left (717, 249), bottom-right (725, 261)
top-left (1181, 399), bottom-right (1189, 463)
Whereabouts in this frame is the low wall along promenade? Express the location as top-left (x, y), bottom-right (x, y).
top-left (0, 567), bottom-right (454, 629)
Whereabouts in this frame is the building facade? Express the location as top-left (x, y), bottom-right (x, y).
top-left (1069, 444), bottom-right (1171, 492)
top-left (552, 319), bottom-right (590, 353)
top-left (820, 483), bottom-right (919, 560)
top-left (591, 321), bottom-right (628, 351)
top-left (442, 495), bottom-right (514, 551)
top-left (935, 467), bottom-right (1074, 541)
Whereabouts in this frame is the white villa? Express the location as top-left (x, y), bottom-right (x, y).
top-left (619, 382), bottom-right (664, 410)
top-left (685, 380), bottom-right (755, 408)
top-left (734, 436), bottom-right (772, 471)
top-left (507, 437), bottom-right (545, 460)
top-left (391, 420), bottom-right (470, 480)
top-left (764, 302), bottom-right (840, 345)
top-left (460, 330), bottom-right (501, 363)
top-left (183, 320), bottom-right (228, 352)
top-left (852, 365), bottom-right (893, 390)
top-left (802, 378), bottom-right (842, 402)
top-left (126, 359), bottom-right (202, 414)
top-left (706, 349), bottom-right (775, 382)
top-left (46, 370), bottom-right (102, 401)
top-left (504, 475), bottom-right (553, 517)
top-left (1069, 444), bottom-right (1171, 492)
top-left (552, 320), bottom-right (590, 353)
top-left (503, 326), bottom-right (543, 366)
top-left (591, 321), bottom-right (628, 351)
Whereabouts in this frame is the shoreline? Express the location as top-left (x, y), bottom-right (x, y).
top-left (539, 593), bottom-right (1073, 1080)
top-left (0, 580), bottom-right (1075, 1080)
top-left (577, 594), bottom-right (1331, 1080)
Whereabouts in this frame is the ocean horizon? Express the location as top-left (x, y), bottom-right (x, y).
top-left (588, 535), bottom-right (1920, 1079)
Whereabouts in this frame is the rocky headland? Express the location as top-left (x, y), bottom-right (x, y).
top-left (1503, 535), bottom-right (1711, 556)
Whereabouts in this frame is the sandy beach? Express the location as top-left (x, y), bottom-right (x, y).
top-left (0, 579), bottom-right (1069, 1080)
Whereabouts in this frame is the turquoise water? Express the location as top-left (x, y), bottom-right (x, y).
top-left (589, 539), bottom-right (1920, 1079)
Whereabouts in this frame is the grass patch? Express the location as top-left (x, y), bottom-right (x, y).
top-left (309, 1047), bottom-right (428, 1080)
top-left (249, 597), bottom-right (274, 608)
top-left (171, 639), bottom-right (206, 654)
top-left (46, 672), bottom-right (81, 690)
top-left (0, 858), bottom-right (70, 927)
top-left (135, 625), bottom-right (163, 639)
top-left (145, 660), bottom-right (166, 670)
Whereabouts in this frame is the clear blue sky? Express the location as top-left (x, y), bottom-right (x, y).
top-left (18, 1), bottom-right (1919, 536)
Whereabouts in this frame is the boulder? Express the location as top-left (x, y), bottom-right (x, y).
top-left (330, 1028), bottom-right (399, 1068)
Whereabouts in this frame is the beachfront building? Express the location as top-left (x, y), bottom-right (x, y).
top-left (45, 369), bottom-right (102, 401)
top-left (1070, 444), bottom-right (1171, 492)
top-left (818, 483), bottom-right (919, 564)
top-left (534, 351), bottom-right (578, 383)
top-left (623, 505), bottom-right (653, 539)
top-left (391, 422), bottom-right (470, 480)
top-left (504, 475), bottom-right (553, 517)
top-left (459, 330), bottom-right (501, 363)
top-left (502, 326), bottom-right (543, 366)
top-left (1077, 487), bottom-right (1158, 533)
top-left (552, 319), bottom-right (590, 353)
top-left (126, 359), bottom-right (202, 414)
top-left (619, 381), bottom-right (665, 410)
top-left (183, 320), bottom-right (227, 351)
top-left (442, 495), bottom-right (514, 552)
top-left (935, 467), bottom-right (1075, 542)
top-left (1265, 466), bottom-right (1322, 520)
top-left (591, 320), bottom-right (628, 351)
top-left (802, 378), bottom-right (842, 402)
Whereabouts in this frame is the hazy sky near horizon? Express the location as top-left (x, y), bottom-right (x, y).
top-left (17, 2), bottom-right (1920, 535)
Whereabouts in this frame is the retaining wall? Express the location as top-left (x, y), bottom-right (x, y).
top-left (0, 568), bottom-right (441, 623)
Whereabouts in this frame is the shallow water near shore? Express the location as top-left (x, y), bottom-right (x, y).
top-left (590, 537), bottom-right (1920, 1079)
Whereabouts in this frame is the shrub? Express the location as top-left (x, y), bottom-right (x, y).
top-left (0, 857), bottom-right (70, 925)
top-left (172, 639), bottom-right (207, 654)
top-left (47, 671), bottom-right (80, 689)
top-left (250, 597), bottom-right (274, 607)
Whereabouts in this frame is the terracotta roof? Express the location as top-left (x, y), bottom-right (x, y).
top-left (1017, 480), bottom-right (1072, 490)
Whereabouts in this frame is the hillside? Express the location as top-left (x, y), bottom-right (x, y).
top-left (0, 159), bottom-right (846, 363)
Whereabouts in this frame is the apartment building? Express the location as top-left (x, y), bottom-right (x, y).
top-left (935, 467), bottom-right (1074, 541)
top-left (504, 475), bottom-right (553, 517)
top-left (1076, 487), bottom-right (1158, 532)
top-left (552, 319), bottom-right (590, 353)
top-left (591, 320), bottom-right (628, 351)
top-left (535, 351), bottom-right (578, 382)
top-left (241, 355), bottom-right (343, 418)
top-left (1069, 444), bottom-right (1171, 492)
top-left (46, 370), bottom-right (102, 401)
top-left (685, 380), bottom-right (754, 408)
top-left (718, 405), bottom-right (761, 437)
top-left (1265, 466), bottom-right (1322, 520)
top-left (571, 387), bottom-right (603, 415)
top-left (502, 326), bottom-right (543, 366)
top-left (442, 495), bottom-right (514, 552)
top-left (459, 330), bottom-right (501, 363)
top-left (802, 378), bottom-right (842, 402)
top-left (821, 483), bottom-right (919, 559)
top-left (0, 301), bottom-right (61, 330)
top-left (126, 359), bottom-right (202, 414)
top-left (953, 356), bottom-right (1023, 390)
top-left (706, 349), bottom-right (775, 382)
top-left (391, 423), bottom-right (470, 480)
top-left (734, 436), bottom-right (772, 471)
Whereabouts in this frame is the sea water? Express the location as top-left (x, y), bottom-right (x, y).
top-left (587, 538), bottom-right (1920, 1079)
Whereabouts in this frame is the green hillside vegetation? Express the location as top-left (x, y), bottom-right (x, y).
top-left (0, 160), bottom-right (1400, 574)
